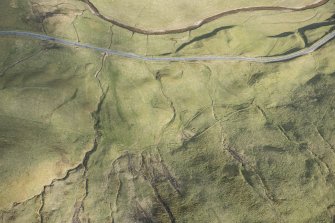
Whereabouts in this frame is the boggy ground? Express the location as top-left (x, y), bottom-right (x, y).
top-left (1, 0), bottom-right (335, 222)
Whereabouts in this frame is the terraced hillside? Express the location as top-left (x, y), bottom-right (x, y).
top-left (1, 0), bottom-right (335, 222)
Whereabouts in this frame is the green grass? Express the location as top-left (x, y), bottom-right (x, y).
top-left (89, 0), bottom-right (319, 30)
top-left (0, 38), bottom-right (102, 209)
top-left (1, 0), bottom-right (335, 222)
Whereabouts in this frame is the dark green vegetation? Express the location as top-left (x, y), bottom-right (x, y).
top-left (1, 0), bottom-right (335, 222)
top-left (175, 26), bottom-right (235, 53)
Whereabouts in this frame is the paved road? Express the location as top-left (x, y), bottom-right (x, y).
top-left (0, 30), bottom-right (334, 63)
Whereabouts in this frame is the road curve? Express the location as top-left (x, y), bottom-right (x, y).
top-left (84, 0), bottom-right (330, 35)
top-left (0, 30), bottom-right (334, 63)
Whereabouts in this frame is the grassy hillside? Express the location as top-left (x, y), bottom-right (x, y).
top-left (89, 0), bottom-right (319, 30)
top-left (1, 0), bottom-right (335, 222)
